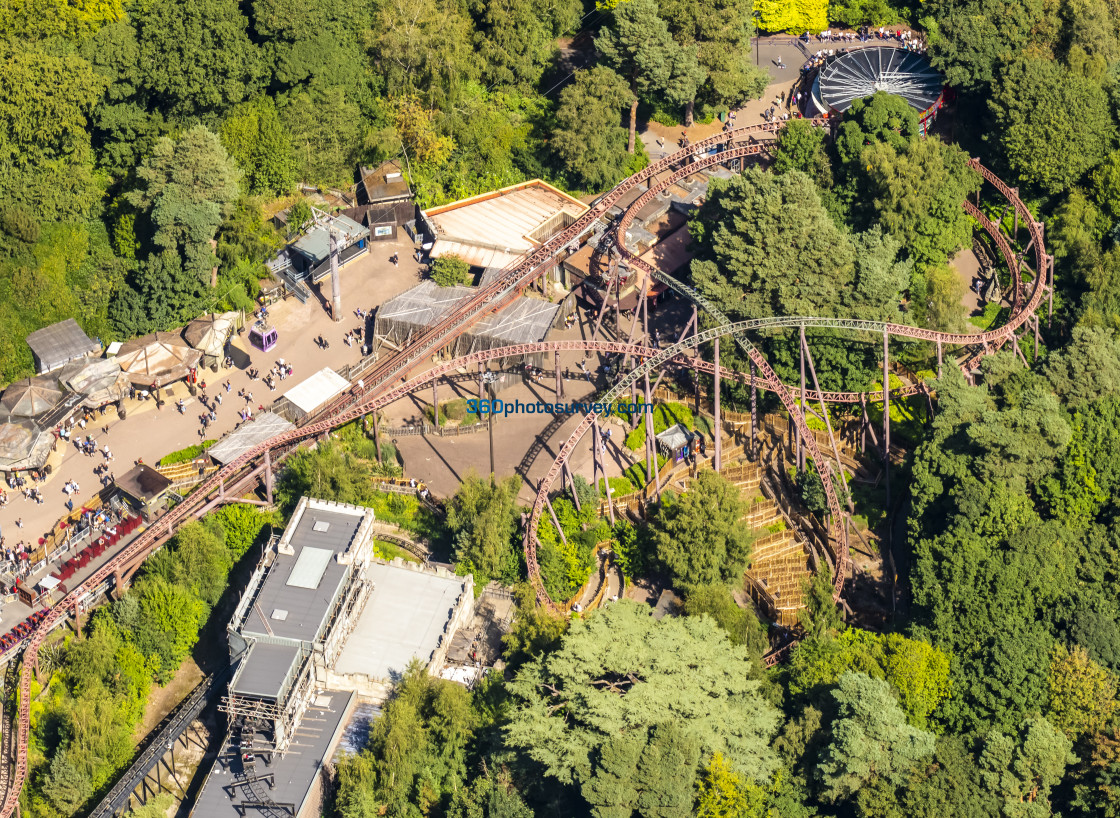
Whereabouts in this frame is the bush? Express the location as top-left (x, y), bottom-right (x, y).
top-left (158, 440), bottom-right (216, 466)
top-left (431, 254), bottom-right (472, 287)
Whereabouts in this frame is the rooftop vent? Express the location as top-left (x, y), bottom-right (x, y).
top-left (271, 609), bottom-right (289, 621)
top-left (313, 520), bottom-right (330, 532)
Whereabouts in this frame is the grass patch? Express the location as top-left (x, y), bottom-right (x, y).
top-left (158, 440), bottom-right (216, 466)
top-left (968, 301), bottom-right (1004, 330)
top-left (373, 538), bottom-right (423, 563)
top-left (599, 475), bottom-right (636, 499)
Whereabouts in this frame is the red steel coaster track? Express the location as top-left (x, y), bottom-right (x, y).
top-left (0, 121), bottom-right (1048, 815)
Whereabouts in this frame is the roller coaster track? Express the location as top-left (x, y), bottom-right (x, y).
top-left (0, 121), bottom-right (1048, 816)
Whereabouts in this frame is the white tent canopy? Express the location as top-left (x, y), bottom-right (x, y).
top-left (283, 368), bottom-right (350, 416)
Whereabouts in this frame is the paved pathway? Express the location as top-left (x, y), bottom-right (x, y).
top-left (0, 237), bottom-right (423, 607)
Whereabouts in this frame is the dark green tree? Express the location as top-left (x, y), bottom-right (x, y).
top-left (772, 118), bottom-right (832, 189)
top-left (989, 56), bottom-right (1115, 194)
top-left (596, 0), bottom-right (704, 151)
top-left (551, 67), bottom-right (635, 191)
top-left (128, 125), bottom-right (241, 287)
top-left (220, 98), bottom-right (296, 196)
top-left (659, 0), bottom-right (768, 123)
top-left (834, 91), bottom-right (920, 165)
top-left (650, 470), bottom-right (752, 591)
top-left (688, 168), bottom-right (857, 321)
top-left (920, 0), bottom-right (1060, 91)
top-left (470, 0), bottom-right (581, 89)
top-left (446, 472), bottom-right (523, 586)
top-left (431, 254), bottom-right (473, 287)
top-left (138, 0), bottom-right (263, 118)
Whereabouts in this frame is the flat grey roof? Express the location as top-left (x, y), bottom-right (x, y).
top-left (231, 642), bottom-right (301, 699)
top-left (334, 562), bottom-right (468, 681)
top-left (240, 507), bottom-right (360, 643)
top-left (293, 214), bottom-right (368, 266)
top-left (190, 691), bottom-right (354, 818)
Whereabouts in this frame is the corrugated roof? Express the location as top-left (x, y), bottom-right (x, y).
top-left (25, 319), bottom-right (99, 373)
top-left (292, 214), bottom-right (369, 267)
top-left (231, 642), bottom-right (301, 699)
top-left (424, 180), bottom-right (588, 265)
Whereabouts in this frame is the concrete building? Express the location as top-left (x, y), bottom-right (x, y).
top-left (190, 497), bottom-right (474, 818)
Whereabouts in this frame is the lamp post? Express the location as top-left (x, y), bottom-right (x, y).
top-left (754, 12), bottom-right (762, 66)
top-left (482, 371), bottom-right (498, 483)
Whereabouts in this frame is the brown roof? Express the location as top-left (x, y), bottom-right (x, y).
top-left (115, 464), bottom-right (172, 501)
top-left (0, 375), bottom-right (64, 419)
top-left (359, 159), bottom-right (412, 203)
top-left (116, 332), bottom-right (202, 387)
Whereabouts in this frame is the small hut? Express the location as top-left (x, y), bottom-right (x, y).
top-left (25, 318), bottom-right (100, 374)
top-left (116, 332), bottom-right (202, 388)
top-left (656, 423), bottom-right (698, 464)
top-left (114, 463), bottom-right (173, 518)
top-left (183, 312), bottom-right (239, 369)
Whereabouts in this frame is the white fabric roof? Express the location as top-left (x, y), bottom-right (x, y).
top-left (283, 368), bottom-right (350, 414)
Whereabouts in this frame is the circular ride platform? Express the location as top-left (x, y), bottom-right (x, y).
top-left (811, 46), bottom-right (944, 131)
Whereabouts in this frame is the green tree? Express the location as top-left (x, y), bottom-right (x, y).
top-left (0, 0), bottom-right (124, 41)
top-left (138, 0), bottom-right (263, 118)
top-left (582, 722), bottom-right (701, 818)
top-left (681, 582), bottom-right (768, 657)
top-left (695, 751), bottom-right (766, 818)
top-left (689, 168), bottom-right (857, 321)
top-left (650, 470), bottom-right (752, 591)
top-left (596, 0), bottom-right (704, 152)
top-left (43, 751), bottom-right (94, 814)
top-left (1046, 643), bottom-right (1118, 739)
top-left (431, 254), bottom-right (473, 287)
top-left (788, 629), bottom-right (951, 730)
top-left (834, 91), bottom-right (920, 165)
top-left (772, 118), bottom-right (832, 189)
top-left (551, 66), bottom-right (635, 191)
top-left (988, 56), bottom-right (1114, 194)
top-left (978, 716), bottom-right (1075, 817)
top-left (336, 661), bottom-right (477, 817)
top-left (920, 0), bottom-right (1060, 91)
top-left (502, 584), bottom-right (569, 667)
top-left (368, 0), bottom-right (478, 109)
top-left (659, 0), bottom-right (768, 123)
top-left (816, 672), bottom-right (936, 802)
top-left (471, 0), bottom-right (581, 89)
top-left (128, 126), bottom-right (242, 287)
top-left (220, 98), bottom-right (296, 196)
top-left (504, 601), bottom-right (781, 787)
top-left (863, 137), bottom-right (982, 268)
top-left (447, 472), bottom-right (522, 586)
top-left (279, 81), bottom-right (364, 186)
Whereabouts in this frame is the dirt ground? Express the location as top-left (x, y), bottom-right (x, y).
top-left (138, 657), bottom-right (204, 738)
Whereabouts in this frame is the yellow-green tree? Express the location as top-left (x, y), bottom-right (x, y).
top-left (755, 0), bottom-right (827, 33)
top-left (1047, 643), bottom-right (1118, 738)
top-left (696, 752), bottom-right (767, 817)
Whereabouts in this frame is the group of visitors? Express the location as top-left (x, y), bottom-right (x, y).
top-left (3, 542), bottom-right (32, 577)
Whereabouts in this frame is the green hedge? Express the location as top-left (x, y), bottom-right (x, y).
top-left (158, 440), bottom-right (216, 466)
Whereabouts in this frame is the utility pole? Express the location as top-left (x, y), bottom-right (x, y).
top-left (329, 226), bottom-right (342, 322)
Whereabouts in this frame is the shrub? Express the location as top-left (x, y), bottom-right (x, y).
top-left (431, 255), bottom-right (472, 287)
